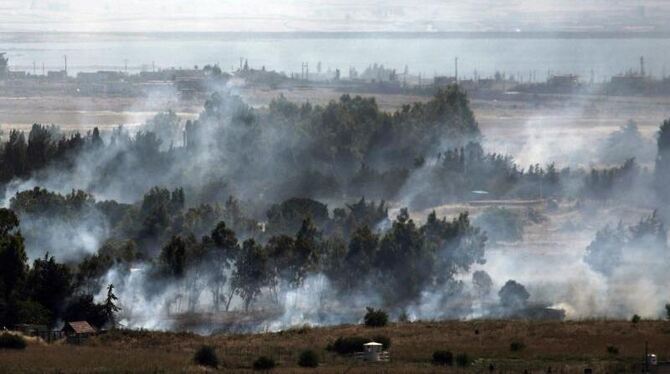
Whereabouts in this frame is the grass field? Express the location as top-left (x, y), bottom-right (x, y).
top-left (1, 319), bottom-right (668, 373)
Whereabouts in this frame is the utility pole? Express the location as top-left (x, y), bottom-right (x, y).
top-left (33, 61), bottom-right (36, 76)
top-left (455, 57), bottom-right (458, 83)
top-left (64, 55), bottom-right (68, 76)
top-left (124, 59), bottom-right (128, 74)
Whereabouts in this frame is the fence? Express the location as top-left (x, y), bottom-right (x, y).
top-left (353, 351), bottom-right (391, 362)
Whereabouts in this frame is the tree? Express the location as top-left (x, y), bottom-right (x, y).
top-left (232, 239), bottom-right (269, 311)
top-left (25, 253), bottom-right (72, 324)
top-left (104, 284), bottom-right (121, 328)
top-left (290, 218), bottom-right (320, 287)
top-left (205, 221), bottom-right (239, 311)
top-left (498, 280), bottom-right (530, 310)
top-left (363, 307), bottom-right (388, 327)
top-left (0, 209), bottom-right (27, 300)
top-left (472, 270), bottom-right (493, 298)
top-left (160, 236), bottom-right (188, 278)
top-left (376, 209), bottom-right (427, 306)
top-left (340, 225), bottom-right (378, 290)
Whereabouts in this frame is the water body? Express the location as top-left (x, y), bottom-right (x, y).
top-left (1, 32), bottom-right (669, 80)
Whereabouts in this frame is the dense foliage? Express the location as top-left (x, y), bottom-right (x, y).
top-left (2, 86), bottom-right (670, 329)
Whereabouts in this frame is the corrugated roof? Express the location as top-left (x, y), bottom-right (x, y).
top-left (65, 321), bottom-right (96, 334)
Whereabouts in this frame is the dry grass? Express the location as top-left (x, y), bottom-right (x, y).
top-left (1, 319), bottom-right (668, 372)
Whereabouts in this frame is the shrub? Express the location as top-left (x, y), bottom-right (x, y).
top-left (432, 350), bottom-right (453, 366)
top-left (666, 304), bottom-right (670, 320)
top-left (632, 314), bottom-right (641, 323)
top-left (0, 333), bottom-right (26, 350)
top-left (330, 336), bottom-right (368, 355)
top-left (398, 311), bottom-right (409, 322)
top-left (607, 345), bottom-right (619, 355)
top-left (298, 349), bottom-right (319, 368)
top-left (253, 356), bottom-right (276, 370)
top-left (364, 307), bottom-right (388, 327)
top-left (193, 345), bottom-right (219, 368)
top-left (370, 335), bottom-right (391, 350)
top-left (510, 340), bottom-right (525, 352)
top-left (455, 353), bottom-right (471, 368)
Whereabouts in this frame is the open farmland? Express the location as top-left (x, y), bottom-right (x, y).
top-left (1, 320), bottom-right (667, 373)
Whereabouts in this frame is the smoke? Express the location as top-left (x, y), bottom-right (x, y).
top-left (3, 78), bottom-right (670, 334)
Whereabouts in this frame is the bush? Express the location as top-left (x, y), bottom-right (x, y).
top-left (632, 314), bottom-right (641, 323)
top-left (510, 340), bottom-right (525, 352)
top-left (432, 350), bottom-right (453, 366)
top-left (364, 307), bottom-right (388, 327)
top-left (455, 353), bottom-right (471, 368)
top-left (330, 336), bottom-right (368, 355)
top-left (253, 356), bottom-right (276, 370)
top-left (0, 333), bottom-right (26, 350)
top-left (193, 345), bottom-right (219, 368)
top-left (607, 345), bottom-right (619, 355)
top-left (298, 349), bottom-right (319, 368)
top-left (666, 304), bottom-right (670, 320)
top-left (398, 311), bottom-right (409, 322)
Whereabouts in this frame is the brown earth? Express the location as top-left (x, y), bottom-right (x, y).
top-left (0, 319), bottom-right (667, 373)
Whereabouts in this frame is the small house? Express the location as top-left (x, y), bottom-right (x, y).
top-left (62, 321), bottom-right (96, 344)
top-left (354, 342), bottom-right (390, 362)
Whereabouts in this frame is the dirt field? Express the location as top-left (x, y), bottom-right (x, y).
top-left (0, 320), bottom-right (667, 373)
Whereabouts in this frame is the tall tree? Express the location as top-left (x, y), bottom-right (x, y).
top-left (26, 253), bottom-right (72, 324)
top-left (232, 239), bottom-right (268, 311)
top-left (205, 221), bottom-right (239, 311)
top-left (0, 209), bottom-right (27, 300)
top-left (104, 283), bottom-right (121, 328)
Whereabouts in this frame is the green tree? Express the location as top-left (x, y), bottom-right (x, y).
top-left (232, 239), bottom-right (269, 311)
top-left (26, 253), bottom-right (72, 323)
top-left (340, 225), bottom-right (378, 290)
top-left (376, 209), bottom-right (427, 306)
top-left (205, 221), bottom-right (239, 311)
top-left (0, 209), bottom-right (27, 300)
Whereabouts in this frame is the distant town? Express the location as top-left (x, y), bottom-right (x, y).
top-left (2, 52), bottom-right (670, 103)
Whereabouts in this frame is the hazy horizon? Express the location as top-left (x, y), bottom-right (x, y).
top-left (1, 0), bottom-right (669, 33)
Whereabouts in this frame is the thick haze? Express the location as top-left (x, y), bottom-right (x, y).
top-left (1, 0), bottom-right (669, 33)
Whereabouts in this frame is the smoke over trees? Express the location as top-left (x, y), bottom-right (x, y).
top-left (3, 84), bottom-right (670, 331)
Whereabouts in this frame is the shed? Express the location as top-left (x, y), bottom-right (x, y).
top-left (62, 321), bottom-right (96, 344)
top-left (355, 342), bottom-right (390, 362)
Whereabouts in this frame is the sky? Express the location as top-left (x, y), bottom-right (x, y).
top-left (0, 0), bottom-right (667, 33)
